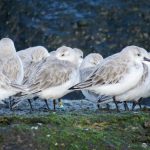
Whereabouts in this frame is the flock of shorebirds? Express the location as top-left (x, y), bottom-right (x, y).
top-left (0, 37), bottom-right (150, 112)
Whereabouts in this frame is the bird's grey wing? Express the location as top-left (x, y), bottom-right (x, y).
top-left (0, 72), bottom-right (11, 89)
top-left (0, 72), bottom-right (23, 92)
top-left (23, 62), bottom-right (35, 84)
top-left (27, 61), bottom-right (74, 94)
top-left (80, 67), bottom-right (95, 82)
top-left (92, 59), bottom-right (128, 85)
top-left (1, 56), bottom-right (22, 83)
top-left (71, 58), bottom-right (129, 89)
top-left (23, 57), bottom-right (48, 85)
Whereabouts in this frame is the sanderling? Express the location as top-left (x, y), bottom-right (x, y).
top-left (52, 47), bottom-right (83, 109)
top-left (73, 48), bottom-right (84, 67)
top-left (18, 46), bottom-right (49, 62)
top-left (69, 46), bottom-right (150, 111)
top-left (16, 46), bottom-right (50, 107)
top-left (0, 38), bottom-right (24, 104)
top-left (18, 46), bottom-right (49, 83)
top-left (13, 46), bottom-right (83, 110)
top-left (80, 53), bottom-right (103, 102)
top-left (114, 51), bottom-right (150, 111)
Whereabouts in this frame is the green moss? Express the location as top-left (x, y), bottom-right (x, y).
top-left (0, 111), bottom-right (149, 149)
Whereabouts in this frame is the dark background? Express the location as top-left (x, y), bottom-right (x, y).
top-left (0, 0), bottom-right (150, 102)
top-left (0, 0), bottom-right (149, 56)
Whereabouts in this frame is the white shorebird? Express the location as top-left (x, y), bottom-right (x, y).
top-left (80, 53), bottom-right (103, 102)
top-left (48, 46), bottom-right (84, 110)
top-left (53, 47), bottom-right (84, 109)
top-left (114, 52), bottom-right (150, 111)
top-left (73, 48), bottom-right (84, 67)
top-left (15, 46), bottom-right (50, 108)
top-left (17, 46), bottom-right (50, 83)
top-left (18, 46), bottom-right (49, 62)
top-left (69, 46), bottom-right (150, 111)
top-left (0, 38), bottom-right (24, 104)
top-left (13, 46), bottom-right (83, 110)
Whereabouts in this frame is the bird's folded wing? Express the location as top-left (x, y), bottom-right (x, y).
top-left (23, 58), bottom-right (48, 84)
top-left (26, 61), bottom-right (74, 94)
top-left (0, 72), bottom-right (11, 89)
top-left (80, 67), bottom-right (95, 81)
top-left (70, 58), bottom-right (129, 89)
top-left (2, 56), bottom-right (22, 82)
top-left (0, 72), bottom-right (25, 93)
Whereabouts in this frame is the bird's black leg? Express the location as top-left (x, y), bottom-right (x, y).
top-left (44, 99), bottom-right (50, 110)
top-left (97, 99), bottom-right (101, 109)
top-left (138, 98), bottom-right (143, 110)
top-left (113, 96), bottom-right (120, 112)
top-left (139, 103), bottom-right (142, 110)
top-left (58, 99), bottom-right (61, 103)
top-left (28, 99), bottom-right (33, 111)
top-left (124, 101), bottom-right (129, 111)
top-left (9, 96), bottom-right (14, 110)
top-left (27, 97), bottom-right (38, 111)
top-left (123, 102), bottom-right (126, 111)
top-left (9, 99), bottom-right (13, 110)
top-left (132, 101), bottom-right (136, 111)
top-left (106, 104), bottom-right (110, 111)
top-left (53, 99), bottom-right (56, 111)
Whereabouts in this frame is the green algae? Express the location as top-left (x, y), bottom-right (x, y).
top-left (0, 111), bottom-right (149, 150)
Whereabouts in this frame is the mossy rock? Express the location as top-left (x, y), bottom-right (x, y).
top-left (0, 111), bottom-right (149, 149)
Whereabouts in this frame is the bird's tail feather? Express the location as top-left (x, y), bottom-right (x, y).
top-left (11, 83), bottom-right (28, 92)
top-left (69, 79), bottom-right (93, 90)
top-left (98, 97), bottom-right (113, 105)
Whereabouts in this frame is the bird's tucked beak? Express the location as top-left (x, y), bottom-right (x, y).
top-left (144, 57), bottom-right (150, 62)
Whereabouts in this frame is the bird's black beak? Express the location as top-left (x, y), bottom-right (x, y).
top-left (144, 57), bottom-right (150, 62)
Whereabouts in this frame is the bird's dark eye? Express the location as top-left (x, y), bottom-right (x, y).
top-left (61, 54), bottom-right (65, 56)
top-left (80, 56), bottom-right (83, 58)
top-left (137, 53), bottom-right (141, 56)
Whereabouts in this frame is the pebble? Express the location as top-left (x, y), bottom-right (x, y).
top-left (142, 143), bottom-right (148, 149)
top-left (31, 126), bottom-right (38, 130)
